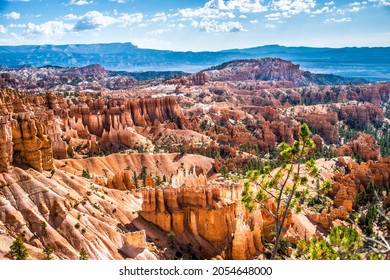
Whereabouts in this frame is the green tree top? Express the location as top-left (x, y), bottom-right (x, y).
top-left (79, 248), bottom-right (89, 260)
top-left (9, 236), bottom-right (29, 260)
top-left (296, 226), bottom-right (380, 260)
top-left (43, 245), bottom-right (54, 260)
top-left (241, 123), bottom-right (318, 260)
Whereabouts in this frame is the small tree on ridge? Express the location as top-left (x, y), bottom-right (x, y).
top-left (241, 123), bottom-right (318, 259)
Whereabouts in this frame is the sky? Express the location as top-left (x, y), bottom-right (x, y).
top-left (0, 0), bottom-right (389, 51)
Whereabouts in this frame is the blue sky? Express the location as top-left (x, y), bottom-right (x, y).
top-left (0, 0), bottom-right (389, 50)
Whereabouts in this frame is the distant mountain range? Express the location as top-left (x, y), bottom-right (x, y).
top-left (0, 43), bottom-right (389, 81)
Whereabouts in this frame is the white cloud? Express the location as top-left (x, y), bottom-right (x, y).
top-left (349, 6), bottom-right (362, 11)
top-left (73, 11), bottom-right (116, 31)
top-left (8, 23), bottom-right (26, 28)
top-left (178, 0), bottom-right (267, 20)
top-left (324, 17), bottom-right (352, 23)
top-left (4, 12), bottom-right (21, 20)
top-left (109, 0), bottom-right (127, 3)
top-left (347, 1), bottom-right (367, 11)
top-left (70, 0), bottom-right (93, 5)
top-left (63, 14), bottom-right (80, 20)
top-left (312, 6), bottom-right (330, 14)
top-left (369, 0), bottom-right (390, 6)
top-left (72, 11), bottom-right (143, 31)
top-left (193, 20), bottom-right (247, 32)
top-left (0, 25), bottom-right (7, 33)
top-left (271, 0), bottom-right (316, 16)
top-left (239, 14), bottom-right (248, 18)
top-left (117, 13), bottom-right (143, 27)
top-left (5, 0), bottom-right (30, 2)
top-left (206, 0), bottom-right (228, 9)
top-left (150, 12), bottom-right (168, 22)
top-left (179, 6), bottom-right (235, 19)
top-left (265, 12), bottom-right (282, 21)
top-left (336, 8), bottom-right (346, 15)
top-left (224, 0), bottom-right (268, 13)
top-left (325, 1), bottom-right (334, 5)
top-left (250, 19), bottom-right (259, 23)
top-left (336, 2), bottom-right (366, 14)
top-left (26, 21), bottom-right (74, 35)
top-left (148, 28), bottom-right (171, 36)
top-left (265, 23), bottom-right (276, 28)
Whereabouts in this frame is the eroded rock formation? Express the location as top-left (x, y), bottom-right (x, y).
top-left (337, 133), bottom-right (380, 162)
top-left (0, 88), bottom-right (188, 171)
top-left (140, 186), bottom-right (236, 242)
top-left (309, 157), bottom-right (390, 231)
top-left (0, 115), bottom-right (13, 172)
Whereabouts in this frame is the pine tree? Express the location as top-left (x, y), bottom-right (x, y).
top-left (133, 171), bottom-right (138, 188)
top-left (9, 236), bottom-right (29, 260)
top-left (154, 175), bottom-right (162, 186)
top-left (220, 164), bottom-right (229, 179)
top-left (297, 226), bottom-right (368, 260)
top-left (43, 245), bottom-right (53, 260)
top-left (79, 248), bottom-right (88, 260)
top-left (242, 123), bottom-right (318, 260)
top-left (82, 168), bottom-right (91, 179)
top-left (140, 166), bottom-right (147, 188)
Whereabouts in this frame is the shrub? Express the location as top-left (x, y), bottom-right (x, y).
top-left (9, 236), bottom-right (29, 260)
top-left (82, 169), bottom-right (91, 179)
top-left (79, 248), bottom-right (88, 260)
top-left (43, 245), bottom-right (53, 260)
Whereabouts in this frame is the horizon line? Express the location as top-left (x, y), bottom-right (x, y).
top-left (1, 42), bottom-right (390, 53)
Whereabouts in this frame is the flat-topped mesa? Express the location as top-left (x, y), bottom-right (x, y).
top-left (65, 64), bottom-right (109, 77)
top-left (204, 58), bottom-right (301, 82)
top-left (201, 58), bottom-right (366, 86)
